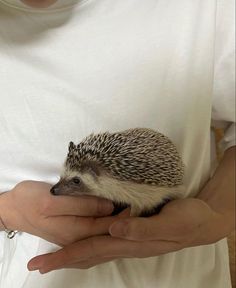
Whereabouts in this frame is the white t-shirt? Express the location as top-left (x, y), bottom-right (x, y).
top-left (0, 1), bottom-right (235, 287)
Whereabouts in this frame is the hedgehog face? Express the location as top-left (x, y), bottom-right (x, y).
top-left (50, 173), bottom-right (89, 196)
top-left (50, 159), bottom-right (102, 196)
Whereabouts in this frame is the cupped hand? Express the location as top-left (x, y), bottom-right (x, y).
top-left (27, 198), bottom-right (227, 273)
top-left (0, 180), bottom-right (116, 246)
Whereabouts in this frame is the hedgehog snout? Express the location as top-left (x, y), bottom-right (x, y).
top-left (50, 180), bottom-right (71, 195)
top-left (50, 177), bottom-right (91, 197)
top-left (50, 182), bottom-right (62, 195)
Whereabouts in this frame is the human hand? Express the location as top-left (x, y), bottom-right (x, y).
top-left (0, 180), bottom-right (115, 246)
top-left (28, 147), bottom-right (235, 272)
top-left (27, 198), bottom-right (227, 273)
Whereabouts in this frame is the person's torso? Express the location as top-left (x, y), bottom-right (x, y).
top-left (0, 0), bottom-right (216, 194)
top-left (1, 2), bottom-right (230, 288)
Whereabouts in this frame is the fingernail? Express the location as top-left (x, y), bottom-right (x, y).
top-left (39, 268), bottom-right (48, 274)
top-left (109, 220), bottom-right (128, 237)
top-left (28, 259), bottom-right (42, 271)
top-left (28, 264), bottom-right (41, 271)
top-left (28, 267), bottom-right (37, 271)
top-left (104, 200), bottom-right (114, 213)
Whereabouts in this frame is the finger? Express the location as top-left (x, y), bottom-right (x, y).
top-left (109, 213), bottom-right (183, 241)
top-left (84, 208), bottom-right (131, 238)
top-left (28, 238), bottom-right (99, 272)
top-left (40, 215), bottom-right (115, 246)
top-left (62, 256), bottom-right (118, 270)
top-left (28, 235), bottom-right (181, 273)
top-left (42, 194), bottom-right (114, 217)
top-left (28, 236), bottom-right (134, 273)
top-left (38, 210), bottom-right (131, 246)
top-left (74, 208), bottom-right (131, 240)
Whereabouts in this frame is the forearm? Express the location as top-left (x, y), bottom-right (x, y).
top-left (197, 146), bottom-right (235, 233)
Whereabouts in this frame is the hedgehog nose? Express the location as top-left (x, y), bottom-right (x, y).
top-left (50, 185), bottom-right (60, 195)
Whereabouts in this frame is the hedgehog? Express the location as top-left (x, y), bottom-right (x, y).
top-left (50, 128), bottom-right (185, 216)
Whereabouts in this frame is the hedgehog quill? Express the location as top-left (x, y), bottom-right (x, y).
top-left (51, 128), bottom-right (185, 216)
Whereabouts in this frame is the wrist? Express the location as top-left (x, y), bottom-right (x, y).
top-left (211, 210), bottom-right (234, 242)
top-left (188, 198), bottom-right (234, 244)
top-left (197, 187), bottom-right (235, 237)
top-left (0, 216), bottom-right (5, 231)
top-left (0, 191), bottom-right (15, 231)
top-left (0, 191), bottom-right (19, 238)
top-left (0, 193), bottom-right (7, 231)
top-left (197, 146), bottom-right (235, 235)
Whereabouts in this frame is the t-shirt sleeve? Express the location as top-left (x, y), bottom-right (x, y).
top-left (212, 0), bottom-right (235, 153)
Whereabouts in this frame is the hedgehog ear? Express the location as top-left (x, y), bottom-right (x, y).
top-left (68, 141), bottom-right (76, 152)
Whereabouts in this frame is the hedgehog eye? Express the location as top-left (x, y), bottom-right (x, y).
top-left (72, 177), bottom-right (81, 185)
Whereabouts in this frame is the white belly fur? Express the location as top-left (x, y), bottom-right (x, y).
top-left (82, 174), bottom-right (185, 216)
